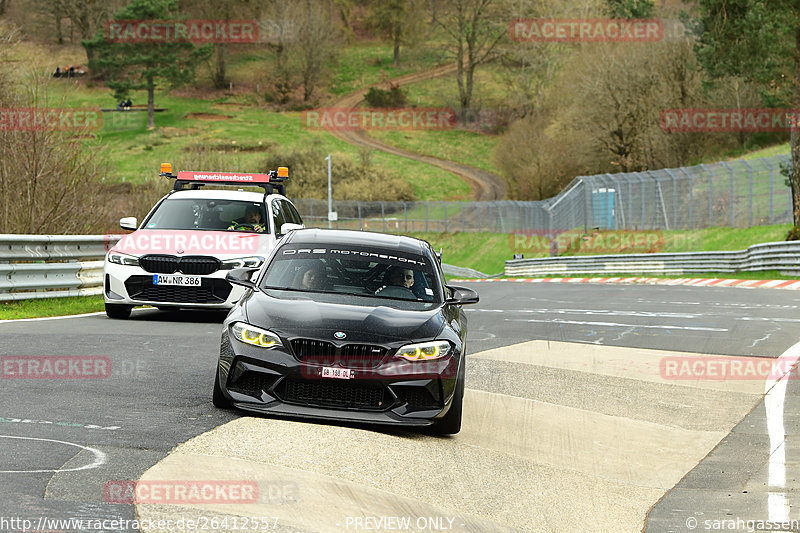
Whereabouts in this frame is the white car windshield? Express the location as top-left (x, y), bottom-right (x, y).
top-left (143, 198), bottom-right (269, 232)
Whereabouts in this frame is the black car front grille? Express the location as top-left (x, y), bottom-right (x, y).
top-left (291, 339), bottom-right (387, 369)
top-left (339, 344), bottom-right (388, 369)
top-left (291, 339), bottom-right (336, 359)
top-left (281, 379), bottom-right (386, 409)
top-left (124, 276), bottom-right (232, 303)
top-left (139, 255), bottom-right (220, 275)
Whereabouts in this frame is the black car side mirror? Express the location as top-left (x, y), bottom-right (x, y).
top-left (445, 285), bottom-right (479, 305)
top-left (226, 268), bottom-right (260, 290)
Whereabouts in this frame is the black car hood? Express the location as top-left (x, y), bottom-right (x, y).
top-left (245, 293), bottom-right (445, 343)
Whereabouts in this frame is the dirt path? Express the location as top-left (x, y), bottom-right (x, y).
top-left (327, 63), bottom-right (507, 201)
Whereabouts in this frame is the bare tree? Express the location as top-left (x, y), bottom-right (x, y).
top-left (181, 0), bottom-right (260, 89)
top-left (435, 0), bottom-right (508, 114)
top-left (296, 0), bottom-right (340, 102)
top-left (260, 0), bottom-right (302, 103)
top-left (41, 0), bottom-right (120, 64)
top-left (0, 69), bottom-right (109, 234)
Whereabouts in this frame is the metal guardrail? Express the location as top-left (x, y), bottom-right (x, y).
top-left (0, 235), bottom-right (121, 302)
top-left (505, 241), bottom-right (800, 278)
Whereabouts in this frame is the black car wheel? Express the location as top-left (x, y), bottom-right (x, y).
top-left (105, 303), bottom-right (132, 319)
top-left (432, 365), bottom-right (464, 435)
top-left (212, 370), bottom-right (232, 408)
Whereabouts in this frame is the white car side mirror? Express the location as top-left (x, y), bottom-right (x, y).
top-left (120, 217), bottom-right (138, 231)
top-left (280, 222), bottom-right (303, 235)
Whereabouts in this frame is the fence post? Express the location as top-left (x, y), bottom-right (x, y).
top-left (357, 201), bottom-right (362, 230)
top-left (763, 158), bottom-right (774, 222)
top-left (425, 202), bottom-right (429, 232)
top-left (583, 178), bottom-right (591, 233)
top-left (443, 201), bottom-right (447, 233)
top-left (780, 155), bottom-right (792, 220)
top-left (740, 160), bottom-right (754, 227)
top-left (309, 200), bottom-right (314, 227)
top-left (461, 202), bottom-right (465, 232)
top-left (701, 164), bottom-right (713, 227)
top-left (381, 201), bottom-right (386, 232)
top-left (404, 202), bottom-right (408, 232)
top-left (721, 161), bottom-right (734, 226)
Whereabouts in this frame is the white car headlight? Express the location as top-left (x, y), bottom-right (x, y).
top-left (107, 252), bottom-right (139, 266)
top-left (395, 341), bottom-right (452, 361)
top-left (221, 256), bottom-right (264, 270)
top-left (231, 322), bottom-right (282, 349)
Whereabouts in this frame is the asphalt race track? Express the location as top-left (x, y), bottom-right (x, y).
top-left (1, 282), bottom-right (799, 532)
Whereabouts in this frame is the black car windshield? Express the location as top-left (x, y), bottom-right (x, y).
top-left (260, 244), bottom-right (443, 306)
top-left (143, 198), bottom-right (269, 233)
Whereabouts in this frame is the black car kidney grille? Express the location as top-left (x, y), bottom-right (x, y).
top-left (139, 255), bottom-right (179, 274)
top-left (339, 344), bottom-right (387, 369)
top-left (139, 255), bottom-right (220, 275)
top-left (291, 339), bottom-right (336, 359)
top-left (282, 379), bottom-right (386, 409)
top-left (124, 276), bottom-right (232, 303)
top-left (291, 339), bottom-right (386, 368)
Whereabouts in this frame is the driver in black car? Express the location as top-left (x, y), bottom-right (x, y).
top-left (386, 266), bottom-right (415, 289)
top-left (228, 205), bottom-right (266, 232)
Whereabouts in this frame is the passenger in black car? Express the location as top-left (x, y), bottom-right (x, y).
top-left (294, 261), bottom-right (328, 291)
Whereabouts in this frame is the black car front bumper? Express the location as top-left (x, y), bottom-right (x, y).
top-left (217, 332), bottom-right (461, 427)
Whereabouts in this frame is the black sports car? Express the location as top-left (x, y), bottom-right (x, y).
top-left (212, 229), bottom-right (479, 434)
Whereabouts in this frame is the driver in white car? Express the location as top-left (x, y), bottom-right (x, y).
top-left (228, 205), bottom-right (266, 232)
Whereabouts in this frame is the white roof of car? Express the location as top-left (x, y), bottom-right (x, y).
top-left (165, 189), bottom-right (282, 203)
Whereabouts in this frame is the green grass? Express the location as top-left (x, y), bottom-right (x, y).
top-left (0, 296), bottom-right (105, 320)
top-left (369, 128), bottom-right (500, 175)
top-left (43, 82), bottom-right (470, 200)
top-left (737, 143), bottom-right (790, 160)
top-left (408, 232), bottom-right (515, 276)
top-left (363, 62), bottom-right (508, 176)
top-left (328, 43), bottom-right (446, 96)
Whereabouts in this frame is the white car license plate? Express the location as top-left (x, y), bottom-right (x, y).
top-left (321, 367), bottom-right (353, 380)
top-left (152, 274), bottom-right (202, 286)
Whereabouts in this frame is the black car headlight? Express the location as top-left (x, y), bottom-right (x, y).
top-left (395, 341), bottom-right (452, 361)
top-left (231, 322), bottom-right (282, 349)
top-left (107, 252), bottom-right (139, 266)
top-left (220, 256), bottom-right (264, 270)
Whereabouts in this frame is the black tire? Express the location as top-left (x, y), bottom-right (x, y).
top-left (105, 303), bottom-right (132, 319)
top-left (432, 368), bottom-right (464, 435)
top-left (212, 370), bottom-right (232, 408)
